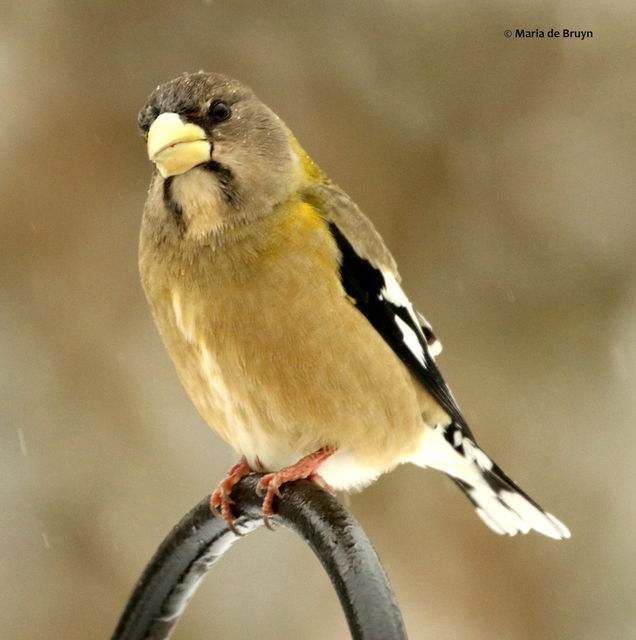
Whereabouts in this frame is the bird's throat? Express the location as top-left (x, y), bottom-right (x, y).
top-left (164, 169), bottom-right (227, 237)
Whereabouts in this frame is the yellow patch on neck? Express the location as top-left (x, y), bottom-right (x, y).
top-left (269, 198), bottom-right (339, 279)
top-left (274, 198), bottom-right (326, 236)
top-left (287, 133), bottom-right (326, 184)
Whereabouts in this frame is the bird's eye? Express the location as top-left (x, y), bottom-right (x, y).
top-left (209, 100), bottom-right (231, 122)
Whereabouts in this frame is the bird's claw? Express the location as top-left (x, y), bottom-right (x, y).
top-left (255, 447), bottom-right (335, 529)
top-left (255, 482), bottom-right (267, 498)
top-left (213, 448), bottom-right (335, 533)
top-left (210, 456), bottom-right (254, 535)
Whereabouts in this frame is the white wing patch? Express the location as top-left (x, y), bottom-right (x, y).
top-left (379, 269), bottom-right (432, 367)
top-left (394, 315), bottom-right (426, 366)
top-left (380, 269), bottom-right (442, 360)
top-left (379, 270), bottom-right (412, 308)
top-left (416, 310), bottom-right (442, 357)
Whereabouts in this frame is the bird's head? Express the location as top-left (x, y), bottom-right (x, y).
top-left (138, 71), bottom-right (312, 236)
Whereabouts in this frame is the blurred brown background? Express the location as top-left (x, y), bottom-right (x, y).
top-left (2, 1), bottom-right (634, 638)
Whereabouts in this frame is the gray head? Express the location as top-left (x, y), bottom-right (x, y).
top-left (138, 71), bottom-right (302, 237)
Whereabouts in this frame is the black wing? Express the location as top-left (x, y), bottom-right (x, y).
top-left (328, 222), bottom-right (473, 437)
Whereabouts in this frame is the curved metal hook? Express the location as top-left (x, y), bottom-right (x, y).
top-left (111, 474), bottom-right (407, 640)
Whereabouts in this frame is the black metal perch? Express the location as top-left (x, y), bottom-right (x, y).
top-left (111, 473), bottom-right (408, 640)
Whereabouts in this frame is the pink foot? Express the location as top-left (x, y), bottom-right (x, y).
top-left (256, 447), bottom-right (336, 529)
top-left (210, 456), bottom-right (254, 534)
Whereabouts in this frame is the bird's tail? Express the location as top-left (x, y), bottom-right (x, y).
top-left (412, 422), bottom-right (570, 539)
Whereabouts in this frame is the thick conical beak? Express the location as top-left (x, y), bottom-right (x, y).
top-left (147, 112), bottom-right (211, 178)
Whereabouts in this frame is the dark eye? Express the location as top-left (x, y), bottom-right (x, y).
top-left (209, 100), bottom-right (231, 122)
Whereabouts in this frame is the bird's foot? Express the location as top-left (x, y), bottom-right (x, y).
top-left (256, 447), bottom-right (335, 529)
top-left (210, 456), bottom-right (254, 534)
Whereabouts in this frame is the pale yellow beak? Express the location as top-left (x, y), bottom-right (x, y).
top-left (147, 112), bottom-right (211, 178)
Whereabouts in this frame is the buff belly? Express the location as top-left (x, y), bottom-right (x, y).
top-left (141, 204), bottom-right (446, 493)
top-left (153, 269), bottom-right (444, 492)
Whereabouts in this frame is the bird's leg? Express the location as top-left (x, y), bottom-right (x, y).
top-left (256, 446), bottom-right (336, 529)
top-left (210, 455), bottom-right (254, 534)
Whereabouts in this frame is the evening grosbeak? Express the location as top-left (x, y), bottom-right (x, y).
top-left (137, 71), bottom-right (570, 539)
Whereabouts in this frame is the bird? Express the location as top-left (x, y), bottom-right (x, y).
top-left (137, 71), bottom-right (570, 540)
